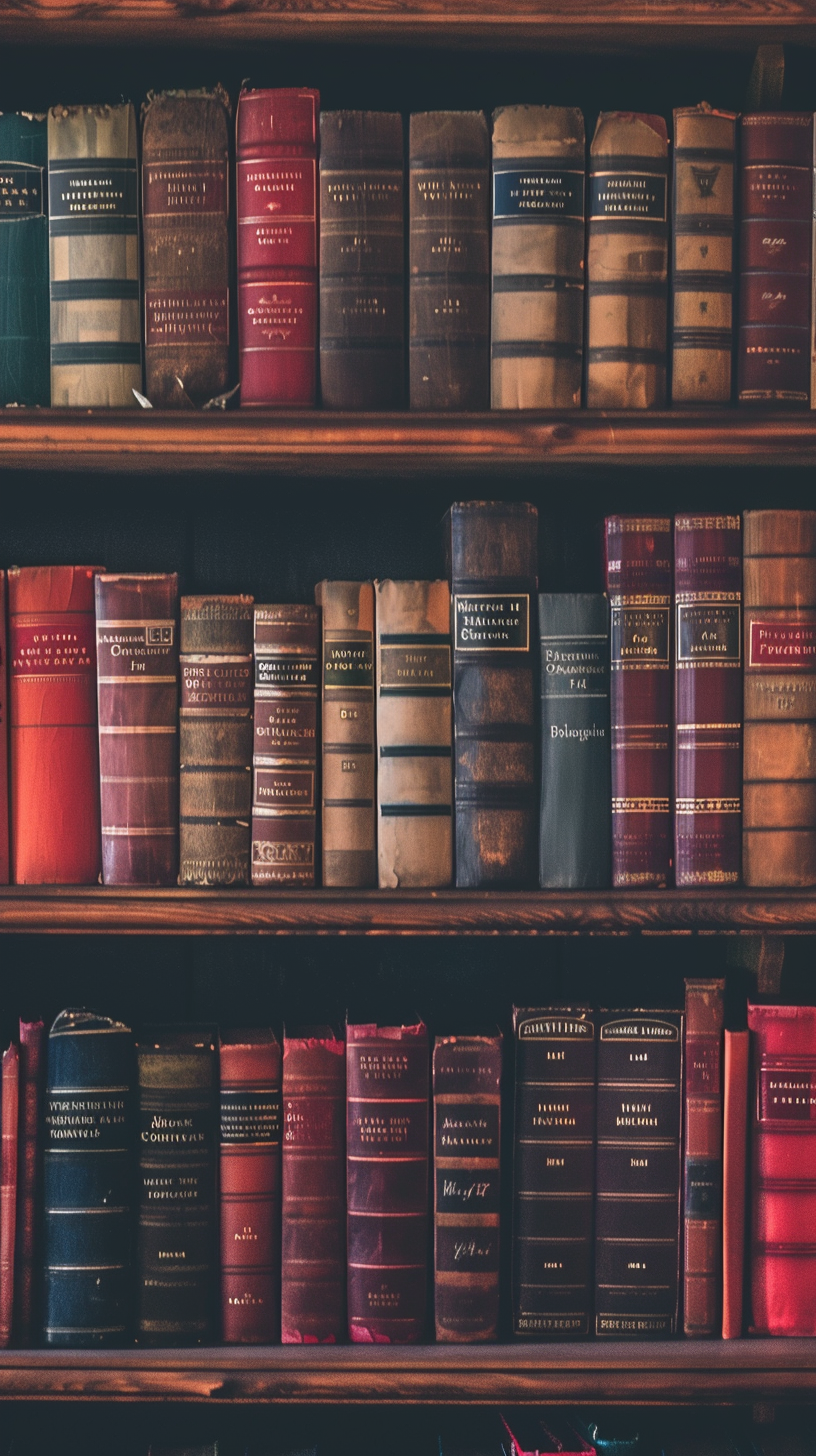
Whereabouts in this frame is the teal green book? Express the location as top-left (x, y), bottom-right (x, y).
top-left (0, 113), bottom-right (49, 406)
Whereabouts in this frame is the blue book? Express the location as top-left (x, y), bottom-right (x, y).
top-left (0, 112), bottom-right (49, 405)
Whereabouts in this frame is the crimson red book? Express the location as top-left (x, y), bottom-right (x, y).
top-left (13, 1018), bottom-right (44, 1346)
top-left (722, 1026), bottom-right (749, 1339)
top-left (0, 1042), bottom-right (18, 1348)
top-left (0, 572), bottom-right (11, 886)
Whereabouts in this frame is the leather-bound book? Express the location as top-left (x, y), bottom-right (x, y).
top-left (375, 578), bottom-right (452, 889)
top-left (220, 1029), bottom-right (281, 1344)
top-left (539, 594), bottom-right (611, 888)
top-left (0, 1043), bottom-right (18, 1348)
top-left (315, 581), bottom-right (375, 888)
top-left (141, 88), bottom-right (231, 408)
top-left (447, 501), bottom-right (538, 888)
top-left (0, 113), bottom-right (49, 406)
top-left (137, 1027), bottom-right (217, 1345)
top-left (347, 1020), bottom-right (429, 1342)
top-left (319, 112), bottom-right (405, 409)
top-left (44, 1008), bottom-right (134, 1347)
top-left (491, 106), bottom-right (585, 410)
top-left (587, 113), bottom-right (669, 409)
top-left (674, 516), bottom-right (742, 886)
top-left (179, 594), bottom-right (253, 887)
top-left (672, 104), bottom-right (737, 406)
top-left (0, 575), bottom-right (12, 886)
top-left (743, 510), bottom-right (816, 886)
top-left (512, 1007), bottom-right (595, 1338)
top-left (14, 1018), bottom-right (44, 1347)
top-left (595, 1010), bottom-right (683, 1337)
top-left (605, 516), bottom-right (673, 888)
top-left (9, 566), bottom-right (102, 885)
top-left (281, 1028), bottom-right (346, 1343)
top-left (237, 88), bottom-right (319, 407)
top-left (251, 605), bottom-right (319, 887)
top-left (433, 1033), bottom-right (501, 1342)
top-left (738, 113), bottom-right (813, 406)
top-left (95, 573), bottom-right (179, 886)
top-left (722, 1026), bottom-right (749, 1339)
top-left (409, 111), bottom-right (489, 410)
top-left (48, 104), bottom-right (141, 407)
top-left (683, 978), bottom-right (725, 1337)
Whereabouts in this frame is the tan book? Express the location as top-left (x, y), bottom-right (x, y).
top-left (315, 580), bottom-right (375, 888)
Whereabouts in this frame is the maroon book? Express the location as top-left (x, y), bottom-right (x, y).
top-left (0, 1042), bottom-right (18, 1348)
top-left (13, 1019), bottom-right (44, 1346)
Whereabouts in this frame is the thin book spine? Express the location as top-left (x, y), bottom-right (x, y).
top-left (683, 978), bottom-right (725, 1337)
top-left (0, 1043), bottom-right (18, 1348)
top-left (13, 1018), bottom-right (44, 1346)
top-left (722, 1027), bottom-right (749, 1340)
top-left (0, 113), bottom-right (49, 406)
top-left (251, 605), bottom-right (320, 887)
top-left (316, 581), bottom-right (376, 888)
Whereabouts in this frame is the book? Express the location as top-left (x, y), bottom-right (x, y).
top-left (0, 573), bottom-right (12, 886)
top-left (375, 578), bottom-right (453, 889)
top-left (95, 572), bottom-right (180, 886)
top-left (0, 112), bottom-right (49, 406)
top-left (587, 113), bottom-right (669, 409)
top-left (501, 1414), bottom-right (596, 1456)
top-left (538, 594), bottom-right (611, 889)
top-left (671, 104), bottom-right (738, 405)
top-left (14, 1018), bottom-right (44, 1347)
top-left (491, 105), bottom-right (585, 410)
top-left (47, 103), bottom-right (141, 407)
top-left (281, 1028), bottom-right (346, 1343)
top-left (683, 978), bottom-right (725, 1336)
top-left (179, 594), bottom-right (254, 887)
top-left (315, 581), bottom-right (376, 888)
top-left (409, 111), bottom-right (490, 410)
top-left (141, 88), bottom-right (231, 408)
top-left (433, 1033), bottom-right (502, 1342)
top-left (9, 566), bottom-right (102, 885)
top-left (43, 1008), bottom-right (134, 1347)
top-left (319, 111), bottom-right (405, 409)
top-left (237, 87), bottom-right (319, 407)
top-left (674, 515), bottom-right (742, 887)
top-left (0, 1042), bottom-right (18, 1348)
top-left (346, 1020), bottom-right (429, 1342)
top-left (251, 605), bottom-right (320, 887)
top-left (447, 501), bottom-right (538, 888)
top-left (220, 1029), bottom-right (281, 1344)
top-left (605, 516), bottom-right (673, 888)
top-left (722, 1027), bottom-right (749, 1339)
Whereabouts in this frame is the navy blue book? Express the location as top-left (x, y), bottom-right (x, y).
top-left (0, 112), bottom-right (49, 406)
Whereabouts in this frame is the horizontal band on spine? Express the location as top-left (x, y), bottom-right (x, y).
top-left (492, 274), bottom-right (583, 293)
top-left (379, 803), bottom-right (452, 817)
top-left (588, 280), bottom-right (666, 298)
top-left (379, 685), bottom-right (451, 697)
top-left (588, 346), bottom-right (666, 366)
top-left (492, 214), bottom-right (584, 231)
top-left (49, 217), bottom-right (137, 236)
top-left (318, 339), bottom-right (404, 353)
top-left (379, 745), bottom-right (451, 757)
top-left (50, 279), bottom-right (140, 302)
top-left (51, 342), bottom-right (141, 365)
top-left (323, 798), bottom-right (374, 808)
top-left (492, 341), bottom-right (583, 361)
top-left (673, 220), bottom-right (734, 236)
top-left (379, 633), bottom-right (449, 645)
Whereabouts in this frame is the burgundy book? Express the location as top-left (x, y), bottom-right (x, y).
top-left (683, 978), bottom-right (725, 1336)
top-left (237, 88), bottom-right (319, 407)
top-left (0, 1043), bottom-right (18, 1348)
top-left (0, 573), bottom-right (10, 887)
top-left (722, 1026), bottom-right (749, 1339)
top-left (347, 1021), bottom-right (429, 1343)
top-left (13, 1019), bottom-right (44, 1346)
top-left (281, 1029), bottom-right (346, 1343)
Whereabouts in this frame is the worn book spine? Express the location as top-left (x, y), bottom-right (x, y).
top-left (409, 111), bottom-right (489, 410)
top-left (220, 1030), bottom-right (281, 1344)
top-left (316, 581), bottom-right (375, 887)
top-left (447, 501), bottom-right (538, 888)
top-left (179, 594), bottom-right (253, 887)
top-left (319, 111), bottom-right (405, 409)
top-left (14, 1018), bottom-right (44, 1346)
top-left (0, 113), bottom-right (49, 406)
top-left (587, 112), bottom-right (669, 409)
top-left (251, 605), bottom-right (319, 887)
top-left (48, 103), bottom-right (140, 407)
top-left (539, 593), bottom-right (611, 888)
top-left (95, 573), bottom-right (179, 886)
top-left (237, 88), bottom-right (319, 407)
top-left (683, 978), bottom-right (725, 1337)
top-left (0, 1043), bottom-right (18, 1349)
top-left (491, 105), bottom-right (585, 409)
top-left (743, 510), bottom-right (816, 886)
top-left (722, 1027), bottom-right (749, 1339)
top-left (141, 89), bottom-right (230, 408)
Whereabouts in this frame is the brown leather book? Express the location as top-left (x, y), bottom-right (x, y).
top-left (219, 1029), bottom-right (281, 1344)
top-left (315, 581), bottom-right (375, 888)
top-left (722, 1027), bottom-right (749, 1339)
top-left (683, 978), bottom-right (725, 1337)
top-left (251, 605), bottom-right (319, 887)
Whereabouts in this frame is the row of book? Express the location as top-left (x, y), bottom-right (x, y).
top-left (1, 96), bottom-right (814, 413)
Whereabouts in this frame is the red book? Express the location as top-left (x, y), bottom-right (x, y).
top-left (722, 1026), bottom-right (749, 1339)
top-left (0, 1043), bottom-right (18, 1348)
top-left (13, 1019), bottom-right (44, 1347)
top-left (683, 978), bottom-right (725, 1336)
top-left (236, 87), bottom-right (319, 407)
top-left (0, 573), bottom-right (11, 887)
top-left (9, 566), bottom-right (102, 884)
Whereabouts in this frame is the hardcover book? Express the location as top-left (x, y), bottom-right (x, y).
top-left (316, 581), bottom-right (376, 888)
top-left (14, 1018), bottom-right (44, 1346)
top-left (722, 1026), bottom-right (749, 1339)
top-left (251, 604), bottom-right (319, 887)
top-left (0, 1042), bottom-right (18, 1348)
top-left (0, 112), bottom-right (49, 406)
top-left (220, 1029), bottom-right (281, 1344)
top-left (683, 978), bottom-right (725, 1336)
top-left (0, 573), bottom-right (11, 886)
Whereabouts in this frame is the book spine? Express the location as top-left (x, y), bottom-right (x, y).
top-left (722, 1027), bottom-right (749, 1339)
top-left (0, 573), bottom-right (9, 887)
top-left (0, 1043), bottom-right (18, 1348)
top-left (14, 1019), bottom-right (44, 1346)
top-left (0, 114), bottom-right (49, 406)
top-left (237, 88), bottom-right (319, 407)
top-left (683, 978), bottom-right (725, 1336)
top-left (317, 581), bottom-right (375, 887)
top-left (219, 1034), bottom-right (281, 1343)
top-left (251, 605), bottom-right (319, 887)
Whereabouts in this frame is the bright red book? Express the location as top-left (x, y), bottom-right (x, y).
top-left (0, 573), bottom-right (10, 887)
top-left (236, 87), bottom-right (319, 407)
top-left (722, 1026), bottom-right (749, 1339)
top-left (0, 1043), bottom-right (18, 1348)
top-left (13, 1019), bottom-right (44, 1347)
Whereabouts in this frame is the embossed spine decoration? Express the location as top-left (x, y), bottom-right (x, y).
top-left (0, 113), bottom-right (49, 407)
top-left (316, 581), bottom-right (375, 887)
top-left (220, 1030), bottom-right (281, 1344)
top-left (14, 1018), bottom-right (44, 1347)
top-left (251, 605), bottom-right (319, 887)
top-left (683, 977), bottom-right (725, 1337)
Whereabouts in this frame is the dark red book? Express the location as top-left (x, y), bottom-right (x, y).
top-left (683, 978), bottom-right (725, 1336)
top-left (237, 88), bottom-right (319, 407)
top-left (722, 1026), bottom-right (749, 1339)
top-left (13, 1019), bottom-right (44, 1347)
top-left (0, 573), bottom-right (11, 887)
top-left (0, 1042), bottom-right (18, 1348)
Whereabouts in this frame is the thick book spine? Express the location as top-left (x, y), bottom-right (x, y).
top-left (409, 111), bottom-right (489, 410)
top-left (9, 566), bottom-right (102, 885)
top-left (281, 1030), bottom-right (346, 1343)
top-left (433, 1034), bottom-right (501, 1342)
top-left (448, 501), bottom-right (538, 888)
top-left (0, 113), bottom-right (49, 406)
top-left (319, 112), bottom-right (405, 409)
top-left (375, 578), bottom-right (453, 888)
top-left (512, 1008), bottom-right (596, 1339)
top-left (722, 1027), bottom-right (749, 1339)
top-left (13, 1018), bottom-right (44, 1347)
top-left (219, 1030), bottom-right (281, 1344)
top-left (251, 605), bottom-right (319, 887)
top-left (347, 1021), bottom-right (429, 1343)
top-left (605, 516), bottom-right (673, 888)
top-left (538, 593), bottom-right (611, 889)
top-left (683, 978), bottom-right (725, 1337)
top-left (179, 594), bottom-right (253, 887)
top-left (0, 1043), bottom-right (18, 1348)
top-left (671, 105), bottom-right (737, 405)
top-left (587, 112), bottom-right (669, 409)
top-left (95, 573), bottom-right (180, 886)
top-left (48, 104), bottom-right (141, 407)
top-left (491, 105), bottom-right (585, 410)
top-left (237, 88), bottom-right (319, 407)
top-left (674, 516), bottom-right (742, 886)
top-left (44, 1008), bottom-right (134, 1347)
top-left (141, 89), bottom-right (231, 408)
top-left (316, 581), bottom-right (375, 888)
